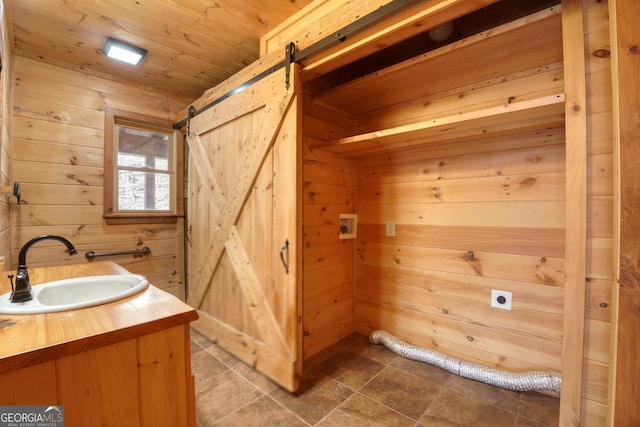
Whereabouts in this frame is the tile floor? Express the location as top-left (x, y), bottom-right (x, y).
top-left (191, 330), bottom-right (560, 426)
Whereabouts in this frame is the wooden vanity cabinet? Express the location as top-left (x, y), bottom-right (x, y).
top-left (0, 325), bottom-right (194, 427)
top-left (0, 262), bottom-right (197, 427)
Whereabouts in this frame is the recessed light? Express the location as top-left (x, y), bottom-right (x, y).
top-left (102, 37), bottom-right (147, 66)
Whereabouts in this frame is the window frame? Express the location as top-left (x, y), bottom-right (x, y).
top-left (104, 108), bottom-right (183, 224)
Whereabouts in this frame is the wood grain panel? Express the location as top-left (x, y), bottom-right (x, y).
top-left (304, 115), bottom-right (356, 141)
top-left (302, 92), bottom-right (355, 133)
top-left (585, 278), bottom-right (613, 323)
top-left (357, 264), bottom-right (565, 314)
top-left (12, 161), bottom-right (103, 187)
top-left (580, 401), bottom-right (607, 427)
top-left (356, 299), bottom-right (562, 371)
top-left (13, 96), bottom-right (104, 130)
top-left (588, 196), bottom-right (613, 238)
top-left (13, 57), bottom-right (186, 117)
top-left (357, 143), bottom-right (566, 184)
top-left (588, 153), bottom-right (613, 197)
top-left (301, 95), bottom-right (356, 358)
top-left (303, 319), bottom-right (354, 358)
top-left (304, 242), bottom-right (353, 272)
top-left (356, 200), bottom-right (565, 229)
top-left (57, 339), bottom-right (141, 426)
top-left (357, 242), bottom-right (565, 286)
top-left (303, 181), bottom-right (354, 205)
top-left (580, 2), bottom-right (615, 418)
top-left (586, 69), bottom-right (613, 116)
top-left (13, 138), bottom-right (103, 167)
top-left (138, 326), bottom-right (190, 427)
top-left (12, 105), bottom-right (104, 134)
top-left (355, 63), bottom-right (565, 133)
top-left (582, 359), bottom-right (609, 406)
top-left (304, 280), bottom-right (353, 319)
top-left (589, 111), bottom-right (614, 156)
top-left (15, 182), bottom-right (102, 206)
top-left (359, 224), bottom-right (565, 258)
top-left (304, 294), bottom-right (353, 335)
top-left (304, 224), bottom-right (347, 249)
top-left (11, 205), bottom-right (103, 227)
top-left (357, 279), bottom-right (563, 342)
top-left (13, 223), bottom-right (177, 246)
top-left (0, 362), bottom-right (57, 404)
top-left (304, 159), bottom-right (356, 187)
top-left (305, 260), bottom-right (353, 298)
top-left (583, 318), bottom-right (611, 365)
top-left (358, 172), bottom-right (566, 204)
top-left (354, 127), bottom-right (567, 167)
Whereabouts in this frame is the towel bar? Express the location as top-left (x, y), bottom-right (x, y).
top-left (85, 247), bottom-right (151, 260)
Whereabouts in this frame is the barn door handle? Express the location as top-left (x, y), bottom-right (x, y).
top-left (279, 239), bottom-right (290, 274)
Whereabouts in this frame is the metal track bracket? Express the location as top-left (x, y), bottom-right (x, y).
top-left (285, 42), bottom-right (296, 89)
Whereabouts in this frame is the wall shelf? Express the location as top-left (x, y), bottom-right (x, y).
top-left (312, 93), bottom-right (565, 157)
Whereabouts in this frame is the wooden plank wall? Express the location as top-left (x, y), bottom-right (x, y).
top-left (9, 56), bottom-right (191, 298)
top-left (354, 127), bottom-right (567, 372)
top-left (302, 92), bottom-right (357, 358)
top-left (0, 2), bottom-right (11, 267)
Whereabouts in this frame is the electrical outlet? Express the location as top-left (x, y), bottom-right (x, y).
top-left (385, 221), bottom-right (395, 237)
top-left (491, 290), bottom-right (512, 310)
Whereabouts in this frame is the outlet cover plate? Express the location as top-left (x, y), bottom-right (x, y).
top-left (491, 290), bottom-right (512, 310)
top-left (385, 221), bottom-right (395, 237)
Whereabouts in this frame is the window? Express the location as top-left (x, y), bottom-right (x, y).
top-left (104, 109), bottom-right (182, 224)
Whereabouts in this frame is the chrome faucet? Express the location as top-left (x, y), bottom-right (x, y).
top-left (10, 234), bottom-right (78, 303)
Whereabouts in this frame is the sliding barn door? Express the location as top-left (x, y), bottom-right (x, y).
top-left (186, 65), bottom-right (302, 391)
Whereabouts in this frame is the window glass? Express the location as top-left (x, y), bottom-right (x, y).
top-left (116, 126), bottom-right (172, 211)
top-left (104, 109), bottom-right (181, 223)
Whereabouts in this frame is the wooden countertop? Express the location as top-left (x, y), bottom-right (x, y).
top-left (0, 261), bottom-right (198, 375)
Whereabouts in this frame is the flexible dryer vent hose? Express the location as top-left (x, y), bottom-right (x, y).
top-left (370, 330), bottom-right (561, 394)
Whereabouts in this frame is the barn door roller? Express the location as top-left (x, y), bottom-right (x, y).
top-left (284, 42), bottom-right (296, 90)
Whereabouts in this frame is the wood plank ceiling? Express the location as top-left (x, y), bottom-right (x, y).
top-left (7, 0), bottom-right (313, 102)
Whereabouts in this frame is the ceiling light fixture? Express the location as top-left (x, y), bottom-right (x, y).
top-left (102, 37), bottom-right (147, 65)
top-left (428, 22), bottom-right (455, 43)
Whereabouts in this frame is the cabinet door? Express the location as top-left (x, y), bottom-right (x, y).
top-left (57, 340), bottom-right (140, 426)
top-left (0, 362), bottom-right (57, 404)
top-left (186, 64), bottom-right (302, 392)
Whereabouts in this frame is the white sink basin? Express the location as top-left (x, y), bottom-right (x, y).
top-left (0, 274), bottom-right (149, 314)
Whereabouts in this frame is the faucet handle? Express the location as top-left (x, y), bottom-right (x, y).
top-left (8, 274), bottom-right (14, 292)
